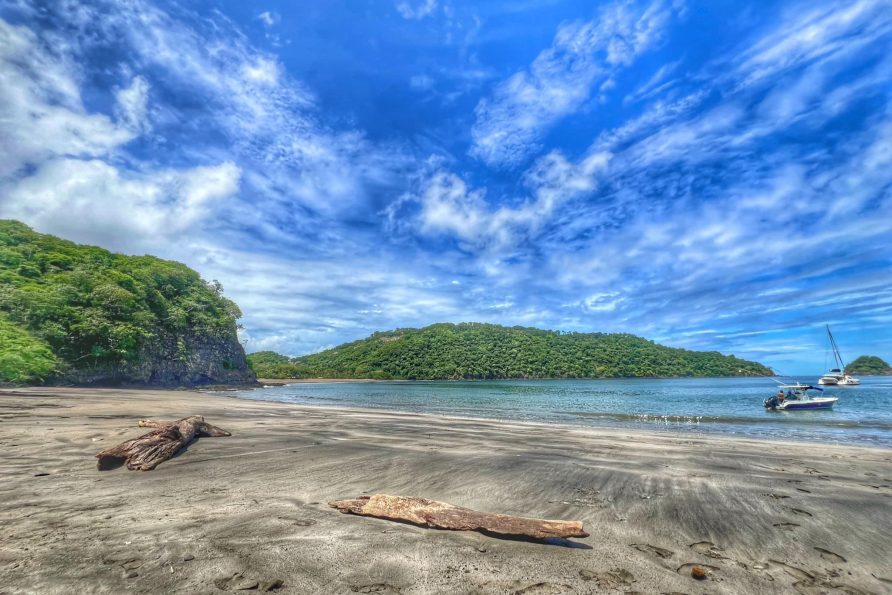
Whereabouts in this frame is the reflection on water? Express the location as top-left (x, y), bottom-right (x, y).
top-left (230, 377), bottom-right (892, 447)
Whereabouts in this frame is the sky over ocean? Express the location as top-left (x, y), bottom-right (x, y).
top-left (0, 0), bottom-right (890, 374)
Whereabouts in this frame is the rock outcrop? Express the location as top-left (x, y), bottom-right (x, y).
top-left (59, 330), bottom-right (255, 387)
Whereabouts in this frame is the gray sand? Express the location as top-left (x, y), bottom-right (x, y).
top-left (1, 387), bottom-right (890, 594)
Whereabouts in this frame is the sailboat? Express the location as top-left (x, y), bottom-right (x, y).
top-left (818, 325), bottom-right (860, 386)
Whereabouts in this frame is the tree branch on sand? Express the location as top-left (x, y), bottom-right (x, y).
top-left (95, 416), bottom-right (230, 471)
top-left (329, 494), bottom-right (589, 540)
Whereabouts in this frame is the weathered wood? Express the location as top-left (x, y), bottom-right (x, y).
top-left (96, 416), bottom-right (230, 471)
top-left (329, 494), bottom-right (589, 540)
top-left (137, 418), bottom-right (231, 437)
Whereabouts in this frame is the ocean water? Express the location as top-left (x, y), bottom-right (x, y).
top-left (230, 376), bottom-right (892, 448)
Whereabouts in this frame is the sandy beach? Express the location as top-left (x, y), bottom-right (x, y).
top-left (1, 387), bottom-right (890, 595)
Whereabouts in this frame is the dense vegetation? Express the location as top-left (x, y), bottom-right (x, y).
top-left (846, 355), bottom-right (892, 376)
top-left (0, 220), bottom-right (252, 385)
top-left (247, 351), bottom-right (300, 379)
top-left (250, 323), bottom-right (772, 380)
top-left (0, 312), bottom-right (58, 383)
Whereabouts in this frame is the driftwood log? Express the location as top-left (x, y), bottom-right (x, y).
top-left (329, 494), bottom-right (589, 540)
top-left (95, 416), bottom-right (230, 471)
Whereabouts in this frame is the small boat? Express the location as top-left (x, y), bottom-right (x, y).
top-left (764, 384), bottom-right (838, 411)
top-left (818, 326), bottom-right (860, 385)
top-left (819, 369), bottom-right (841, 385)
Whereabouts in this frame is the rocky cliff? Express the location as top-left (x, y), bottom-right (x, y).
top-left (59, 330), bottom-right (254, 387)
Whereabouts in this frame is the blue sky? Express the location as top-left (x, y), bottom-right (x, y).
top-left (1, 0), bottom-right (890, 375)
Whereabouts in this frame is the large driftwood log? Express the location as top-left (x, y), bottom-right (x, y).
top-left (96, 416), bottom-right (230, 471)
top-left (329, 494), bottom-right (589, 540)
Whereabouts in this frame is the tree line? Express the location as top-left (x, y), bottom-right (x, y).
top-left (248, 322), bottom-right (772, 380)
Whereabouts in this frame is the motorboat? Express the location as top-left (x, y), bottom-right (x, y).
top-left (764, 384), bottom-right (838, 411)
top-left (818, 326), bottom-right (860, 385)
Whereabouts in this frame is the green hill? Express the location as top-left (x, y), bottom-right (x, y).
top-left (0, 220), bottom-right (254, 386)
top-left (846, 355), bottom-right (892, 376)
top-left (247, 351), bottom-right (299, 378)
top-left (250, 322), bottom-right (772, 380)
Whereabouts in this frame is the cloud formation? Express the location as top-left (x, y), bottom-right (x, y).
top-left (396, 0), bottom-right (438, 20)
top-left (0, 0), bottom-right (890, 373)
top-left (470, 0), bottom-right (678, 168)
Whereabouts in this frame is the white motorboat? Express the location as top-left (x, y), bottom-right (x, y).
top-left (765, 384), bottom-right (838, 411)
top-left (818, 326), bottom-right (860, 385)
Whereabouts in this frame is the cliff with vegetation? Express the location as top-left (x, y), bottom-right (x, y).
top-left (0, 220), bottom-right (254, 386)
top-left (249, 322), bottom-right (772, 380)
top-left (846, 355), bottom-right (892, 376)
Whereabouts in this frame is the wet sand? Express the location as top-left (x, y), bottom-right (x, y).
top-left (1, 387), bottom-right (890, 594)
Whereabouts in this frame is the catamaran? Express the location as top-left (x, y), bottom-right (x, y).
top-left (764, 384), bottom-right (838, 411)
top-left (818, 325), bottom-right (860, 385)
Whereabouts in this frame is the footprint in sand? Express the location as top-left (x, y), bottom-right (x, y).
top-left (773, 522), bottom-right (800, 530)
top-left (689, 541), bottom-right (729, 560)
top-left (787, 508), bottom-right (813, 517)
top-left (792, 580), bottom-right (871, 595)
top-left (350, 584), bottom-right (402, 594)
top-left (630, 543), bottom-right (673, 559)
top-left (814, 547), bottom-right (846, 563)
top-left (510, 583), bottom-right (571, 595)
top-left (578, 568), bottom-right (635, 589)
top-left (767, 559), bottom-right (814, 581)
top-left (779, 569), bottom-right (873, 595)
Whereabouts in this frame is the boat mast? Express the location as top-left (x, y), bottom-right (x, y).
top-left (826, 325), bottom-right (846, 371)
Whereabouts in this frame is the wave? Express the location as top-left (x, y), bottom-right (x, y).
top-left (562, 410), bottom-right (892, 430)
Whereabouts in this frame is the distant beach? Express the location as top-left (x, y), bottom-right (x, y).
top-left (1, 386), bottom-right (890, 594)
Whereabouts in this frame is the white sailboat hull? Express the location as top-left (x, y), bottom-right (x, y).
top-left (819, 326), bottom-right (859, 386)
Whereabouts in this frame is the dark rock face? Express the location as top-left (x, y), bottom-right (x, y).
top-left (57, 330), bottom-right (255, 387)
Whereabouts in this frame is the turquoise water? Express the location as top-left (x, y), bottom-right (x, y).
top-left (231, 377), bottom-right (892, 448)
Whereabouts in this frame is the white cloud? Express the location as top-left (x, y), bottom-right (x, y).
top-left (416, 171), bottom-right (489, 240)
top-left (731, 0), bottom-right (889, 90)
top-left (256, 11), bottom-right (280, 27)
top-left (624, 58), bottom-right (682, 103)
top-left (241, 57), bottom-right (280, 86)
top-left (0, 20), bottom-right (135, 178)
top-left (396, 0), bottom-right (438, 20)
top-left (470, 0), bottom-right (677, 168)
top-left (0, 159), bottom-right (241, 253)
top-left (114, 75), bottom-right (151, 132)
top-left (398, 149), bottom-right (610, 257)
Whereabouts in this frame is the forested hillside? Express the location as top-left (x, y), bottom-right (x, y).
top-left (247, 351), bottom-right (298, 379)
top-left (846, 355), bottom-right (892, 376)
top-left (0, 220), bottom-right (254, 386)
top-left (249, 323), bottom-right (772, 380)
